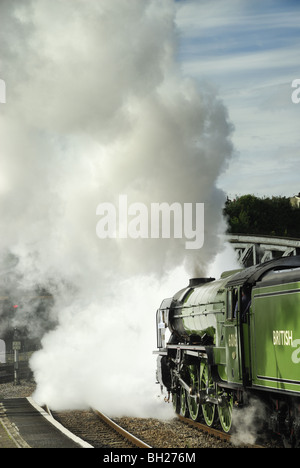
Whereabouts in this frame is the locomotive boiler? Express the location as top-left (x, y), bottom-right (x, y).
top-left (154, 255), bottom-right (300, 446)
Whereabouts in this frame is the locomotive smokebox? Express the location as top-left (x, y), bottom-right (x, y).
top-left (189, 278), bottom-right (215, 287)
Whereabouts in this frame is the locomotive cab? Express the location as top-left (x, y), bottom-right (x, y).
top-left (223, 284), bottom-right (252, 387)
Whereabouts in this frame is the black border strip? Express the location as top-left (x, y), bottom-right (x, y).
top-left (257, 375), bottom-right (300, 385)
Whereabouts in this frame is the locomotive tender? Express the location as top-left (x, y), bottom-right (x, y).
top-left (155, 255), bottom-right (300, 445)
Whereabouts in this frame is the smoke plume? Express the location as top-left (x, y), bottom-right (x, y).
top-left (0, 0), bottom-right (233, 415)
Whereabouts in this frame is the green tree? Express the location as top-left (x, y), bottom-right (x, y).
top-left (224, 195), bottom-right (300, 238)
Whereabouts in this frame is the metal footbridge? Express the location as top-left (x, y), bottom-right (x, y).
top-left (226, 234), bottom-right (300, 267)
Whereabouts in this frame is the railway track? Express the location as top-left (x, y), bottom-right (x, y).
top-left (93, 410), bottom-right (152, 448)
top-left (178, 414), bottom-right (232, 443)
top-left (177, 415), bottom-right (265, 448)
top-left (48, 401), bottom-right (276, 448)
top-left (51, 408), bottom-right (151, 449)
top-left (51, 408), bottom-right (237, 448)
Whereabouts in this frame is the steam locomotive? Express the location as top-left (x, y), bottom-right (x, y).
top-left (154, 255), bottom-right (300, 446)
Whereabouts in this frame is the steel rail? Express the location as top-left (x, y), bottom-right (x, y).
top-left (93, 409), bottom-right (152, 448)
top-left (178, 415), bottom-right (264, 448)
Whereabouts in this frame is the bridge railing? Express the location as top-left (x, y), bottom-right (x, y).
top-left (226, 234), bottom-right (300, 267)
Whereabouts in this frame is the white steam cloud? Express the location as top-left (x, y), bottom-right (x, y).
top-left (231, 397), bottom-right (267, 446)
top-left (0, 0), bottom-right (233, 416)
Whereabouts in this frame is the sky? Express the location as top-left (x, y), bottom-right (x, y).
top-left (175, 0), bottom-right (300, 198)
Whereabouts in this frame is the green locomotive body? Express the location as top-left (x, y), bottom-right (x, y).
top-left (155, 256), bottom-right (300, 445)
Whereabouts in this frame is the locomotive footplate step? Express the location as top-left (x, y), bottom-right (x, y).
top-left (0, 398), bottom-right (84, 448)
